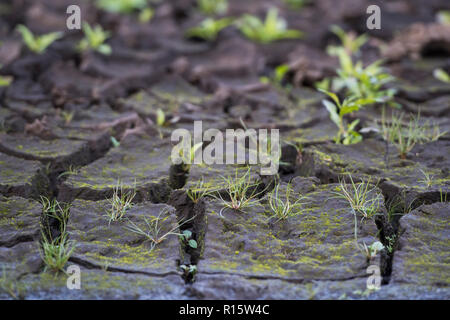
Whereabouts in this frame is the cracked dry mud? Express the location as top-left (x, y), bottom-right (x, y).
top-left (0, 0), bottom-right (449, 300)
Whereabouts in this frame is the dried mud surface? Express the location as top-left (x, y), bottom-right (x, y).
top-left (0, 0), bottom-right (449, 299)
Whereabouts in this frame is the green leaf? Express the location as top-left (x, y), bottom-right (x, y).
top-left (433, 68), bottom-right (450, 83)
top-left (188, 239), bottom-right (198, 249)
top-left (110, 136), bottom-right (120, 148)
top-left (183, 230), bottom-right (192, 239)
top-left (319, 89), bottom-right (341, 108)
top-left (156, 108), bottom-right (165, 126)
top-left (322, 100), bottom-right (341, 127)
top-left (97, 44), bottom-right (112, 55)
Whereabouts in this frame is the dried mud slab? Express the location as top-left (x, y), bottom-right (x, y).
top-left (0, 133), bottom-right (91, 171)
top-left (0, 196), bottom-right (42, 299)
top-left (0, 152), bottom-right (49, 199)
top-left (192, 181), bottom-right (382, 299)
top-left (298, 139), bottom-right (450, 208)
top-left (0, 195), bottom-right (42, 247)
top-left (59, 135), bottom-right (172, 203)
top-left (383, 23), bottom-right (450, 61)
top-left (17, 269), bottom-right (186, 300)
top-left (68, 200), bottom-right (180, 276)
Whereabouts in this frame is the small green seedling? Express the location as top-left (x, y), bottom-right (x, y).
top-left (96, 0), bottom-right (147, 14)
top-left (267, 183), bottom-right (309, 221)
top-left (60, 110), bottom-right (75, 125)
top-left (78, 22), bottom-right (112, 55)
top-left (433, 68), bottom-right (450, 83)
top-left (328, 25), bottom-right (368, 56)
top-left (320, 89), bottom-right (373, 144)
top-left (177, 142), bottom-right (204, 172)
top-left (363, 241), bottom-right (384, 259)
top-left (260, 64), bottom-right (290, 88)
top-left (139, 7), bottom-right (154, 23)
top-left (180, 264), bottom-right (197, 277)
top-left (105, 181), bottom-right (136, 223)
top-left (197, 0), bottom-right (228, 16)
top-left (16, 25), bottom-right (62, 54)
top-left (179, 230), bottom-right (198, 249)
top-left (186, 17), bottom-right (233, 41)
top-left (236, 8), bottom-right (303, 44)
top-left (0, 63), bottom-right (12, 87)
top-left (156, 108), bottom-right (166, 127)
top-left (385, 235), bottom-right (396, 254)
top-left (110, 136), bottom-right (120, 148)
top-left (0, 74), bottom-right (12, 87)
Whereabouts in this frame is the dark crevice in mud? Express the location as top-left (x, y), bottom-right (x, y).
top-left (67, 256), bottom-right (179, 278)
top-left (0, 236), bottom-right (34, 248)
top-left (201, 271), bottom-right (369, 284)
top-left (169, 190), bottom-right (207, 284)
top-left (169, 164), bottom-right (190, 190)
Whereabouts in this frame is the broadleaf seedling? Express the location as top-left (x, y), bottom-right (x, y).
top-left (78, 22), bottom-right (112, 55)
top-left (186, 17), bottom-right (233, 41)
top-left (16, 25), bottom-right (62, 54)
top-left (236, 8), bottom-right (303, 44)
top-left (320, 89), bottom-right (373, 144)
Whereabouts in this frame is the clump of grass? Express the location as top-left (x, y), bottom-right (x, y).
top-left (236, 8), bottom-right (303, 44)
top-left (16, 25), bottom-right (62, 54)
top-left (378, 112), bottom-right (428, 159)
top-left (39, 197), bottom-right (74, 273)
top-left (266, 183), bottom-right (309, 221)
top-left (105, 181), bottom-right (136, 224)
top-left (57, 165), bottom-right (79, 179)
top-left (125, 208), bottom-right (195, 251)
top-left (331, 176), bottom-right (384, 259)
top-left (187, 178), bottom-right (212, 204)
top-left (0, 267), bottom-right (24, 299)
top-left (186, 17), bottom-right (233, 41)
top-left (419, 169), bottom-right (434, 188)
top-left (332, 175), bottom-right (382, 222)
top-left (40, 233), bottom-right (75, 273)
top-left (78, 22), bottom-right (112, 55)
top-left (197, 0), bottom-right (228, 16)
top-left (40, 197), bottom-right (71, 235)
top-left (214, 167), bottom-right (264, 217)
